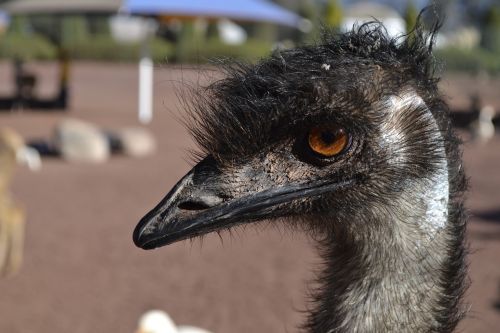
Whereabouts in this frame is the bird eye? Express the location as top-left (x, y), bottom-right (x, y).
top-left (307, 126), bottom-right (348, 157)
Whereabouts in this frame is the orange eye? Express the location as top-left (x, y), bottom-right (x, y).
top-left (308, 126), bottom-right (348, 157)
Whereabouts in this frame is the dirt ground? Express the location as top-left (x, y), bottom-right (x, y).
top-left (0, 62), bottom-right (499, 333)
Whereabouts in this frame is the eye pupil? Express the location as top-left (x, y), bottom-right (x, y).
top-left (320, 131), bottom-right (336, 144)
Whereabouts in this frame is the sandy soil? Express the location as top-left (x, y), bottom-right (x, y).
top-left (0, 62), bottom-right (499, 333)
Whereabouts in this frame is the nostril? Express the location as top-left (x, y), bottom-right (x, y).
top-left (178, 201), bottom-right (211, 211)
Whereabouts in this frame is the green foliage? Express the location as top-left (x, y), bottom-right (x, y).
top-left (87, 15), bottom-right (111, 35)
top-left (250, 22), bottom-right (277, 43)
top-left (7, 15), bottom-right (29, 35)
top-left (404, 1), bottom-right (418, 34)
top-left (205, 22), bottom-right (219, 40)
top-left (481, 5), bottom-right (500, 52)
top-left (66, 35), bottom-right (174, 62)
top-left (0, 14), bottom-right (270, 63)
top-left (174, 21), bottom-right (271, 64)
top-left (435, 47), bottom-right (500, 74)
top-left (29, 15), bottom-right (61, 43)
top-left (174, 22), bottom-right (201, 62)
top-left (297, 0), bottom-right (320, 44)
top-left (325, 0), bottom-right (343, 30)
top-left (0, 29), bottom-right (270, 63)
top-left (484, 4), bottom-right (500, 28)
top-left (174, 37), bottom-right (272, 64)
top-left (0, 32), bottom-right (173, 62)
top-left (149, 38), bottom-right (176, 63)
top-left (0, 33), bottom-right (57, 60)
top-left (61, 16), bottom-right (90, 47)
top-left (0, 15), bottom-right (57, 60)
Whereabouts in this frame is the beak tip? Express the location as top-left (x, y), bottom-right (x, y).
top-left (132, 230), bottom-right (145, 249)
top-left (133, 217), bottom-right (170, 250)
top-left (133, 234), bottom-right (156, 250)
top-left (132, 221), bottom-right (152, 249)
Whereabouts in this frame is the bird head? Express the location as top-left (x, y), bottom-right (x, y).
top-left (134, 22), bottom-right (456, 250)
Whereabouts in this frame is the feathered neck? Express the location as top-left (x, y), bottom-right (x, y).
top-left (305, 153), bottom-right (467, 333)
top-left (307, 208), bottom-right (466, 332)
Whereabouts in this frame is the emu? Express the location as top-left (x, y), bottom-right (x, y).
top-left (134, 22), bottom-right (468, 333)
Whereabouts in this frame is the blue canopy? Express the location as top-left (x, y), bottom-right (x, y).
top-left (123, 0), bottom-right (302, 28)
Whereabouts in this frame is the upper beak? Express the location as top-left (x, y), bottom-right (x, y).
top-left (133, 156), bottom-right (354, 250)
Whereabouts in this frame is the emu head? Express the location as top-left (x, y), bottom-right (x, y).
top-left (134, 23), bottom-right (459, 250)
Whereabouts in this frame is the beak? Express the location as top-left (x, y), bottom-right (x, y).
top-left (133, 156), bottom-right (354, 250)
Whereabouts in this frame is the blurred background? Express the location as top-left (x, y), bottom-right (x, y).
top-left (0, 0), bottom-right (499, 332)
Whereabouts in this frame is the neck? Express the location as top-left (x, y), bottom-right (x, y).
top-left (304, 93), bottom-right (467, 332)
top-left (305, 177), bottom-right (467, 332)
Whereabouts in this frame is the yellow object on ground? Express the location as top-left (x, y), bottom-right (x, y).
top-left (0, 128), bottom-right (26, 277)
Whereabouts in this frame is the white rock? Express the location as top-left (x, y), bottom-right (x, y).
top-left (55, 119), bottom-right (110, 163)
top-left (16, 146), bottom-right (42, 171)
top-left (115, 127), bottom-right (156, 158)
top-left (472, 105), bottom-right (495, 144)
top-left (137, 310), bottom-right (178, 333)
top-left (177, 326), bottom-right (213, 333)
top-left (136, 310), bottom-right (213, 333)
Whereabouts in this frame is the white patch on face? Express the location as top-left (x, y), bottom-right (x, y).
top-left (388, 93), bottom-right (424, 111)
top-left (384, 92), bottom-right (449, 236)
top-left (379, 92), bottom-right (425, 164)
top-left (321, 63), bottom-right (331, 71)
top-left (384, 93), bottom-right (425, 140)
top-left (423, 166), bottom-right (449, 233)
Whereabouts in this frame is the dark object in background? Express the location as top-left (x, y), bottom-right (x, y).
top-left (26, 140), bottom-right (60, 158)
top-left (0, 55), bottom-right (69, 112)
top-left (450, 93), bottom-right (499, 128)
